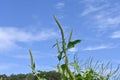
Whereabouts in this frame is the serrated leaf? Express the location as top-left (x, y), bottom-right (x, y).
top-left (67, 40), bottom-right (81, 49)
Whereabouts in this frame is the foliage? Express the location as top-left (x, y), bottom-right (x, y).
top-left (45, 71), bottom-right (61, 80)
top-left (27, 16), bottom-right (120, 80)
top-left (0, 72), bottom-right (61, 80)
top-left (53, 16), bottom-right (81, 80)
top-left (29, 50), bottom-right (46, 80)
top-left (53, 16), bottom-right (120, 80)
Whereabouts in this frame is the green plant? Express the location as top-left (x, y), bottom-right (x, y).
top-left (71, 54), bottom-right (120, 80)
top-left (0, 77), bottom-right (3, 80)
top-left (29, 50), bottom-right (46, 80)
top-left (53, 16), bottom-right (120, 80)
top-left (29, 16), bottom-right (120, 80)
top-left (53, 16), bottom-right (81, 80)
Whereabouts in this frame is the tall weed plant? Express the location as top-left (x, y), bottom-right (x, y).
top-left (29, 16), bottom-right (120, 80)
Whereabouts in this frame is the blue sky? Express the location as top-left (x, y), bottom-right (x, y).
top-left (0, 0), bottom-right (120, 75)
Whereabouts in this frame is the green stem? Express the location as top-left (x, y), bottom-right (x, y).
top-left (54, 16), bottom-right (75, 80)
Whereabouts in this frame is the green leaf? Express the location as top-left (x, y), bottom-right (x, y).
top-left (52, 41), bottom-right (62, 48)
top-left (37, 70), bottom-right (43, 73)
top-left (57, 51), bottom-right (63, 61)
top-left (61, 64), bottom-right (66, 71)
top-left (70, 62), bottom-right (80, 74)
top-left (55, 40), bottom-right (64, 61)
top-left (67, 40), bottom-right (81, 49)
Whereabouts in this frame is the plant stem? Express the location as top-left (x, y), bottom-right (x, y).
top-left (54, 16), bottom-right (75, 80)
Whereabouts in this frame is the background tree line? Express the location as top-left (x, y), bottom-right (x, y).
top-left (0, 71), bottom-right (61, 80)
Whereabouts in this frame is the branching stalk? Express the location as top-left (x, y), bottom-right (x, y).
top-left (54, 16), bottom-right (75, 80)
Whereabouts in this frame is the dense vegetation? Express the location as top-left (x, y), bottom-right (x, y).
top-left (0, 71), bottom-right (61, 80)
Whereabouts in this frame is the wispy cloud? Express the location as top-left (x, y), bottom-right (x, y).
top-left (83, 44), bottom-right (112, 51)
top-left (80, 0), bottom-right (108, 16)
top-left (80, 0), bottom-right (106, 3)
top-left (110, 31), bottom-right (120, 38)
top-left (94, 15), bottom-right (120, 29)
top-left (80, 0), bottom-right (120, 31)
top-left (68, 48), bottom-right (78, 53)
top-left (81, 5), bottom-right (105, 16)
top-left (55, 2), bottom-right (65, 9)
top-left (0, 27), bottom-right (58, 51)
top-left (54, 2), bottom-right (65, 19)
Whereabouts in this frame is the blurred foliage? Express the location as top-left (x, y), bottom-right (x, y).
top-left (0, 71), bottom-right (60, 80)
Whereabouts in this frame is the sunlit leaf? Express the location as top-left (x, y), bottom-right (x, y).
top-left (67, 40), bottom-right (81, 49)
top-left (70, 62), bottom-right (80, 74)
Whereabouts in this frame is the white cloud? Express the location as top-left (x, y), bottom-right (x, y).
top-left (68, 48), bottom-right (78, 53)
top-left (96, 5), bottom-right (120, 29)
top-left (110, 31), bottom-right (120, 38)
top-left (83, 44), bottom-right (111, 51)
top-left (0, 27), bottom-right (58, 50)
top-left (81, 5), bottom-right (104, 16)
top-left (106, 17), bottom-right (120, 25)
top-left (80, 0), bottom-right (120, 31)
top-left (55, 2), bottom-right (65, 9)
top-left (81, 0), bottom-right (105, 2)
top-left (95, 15), bottom-right (120, 29)
top-left (80, 0), bottom-right (108, 16)
top-left (80, 0), bottom-right (108, 6)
